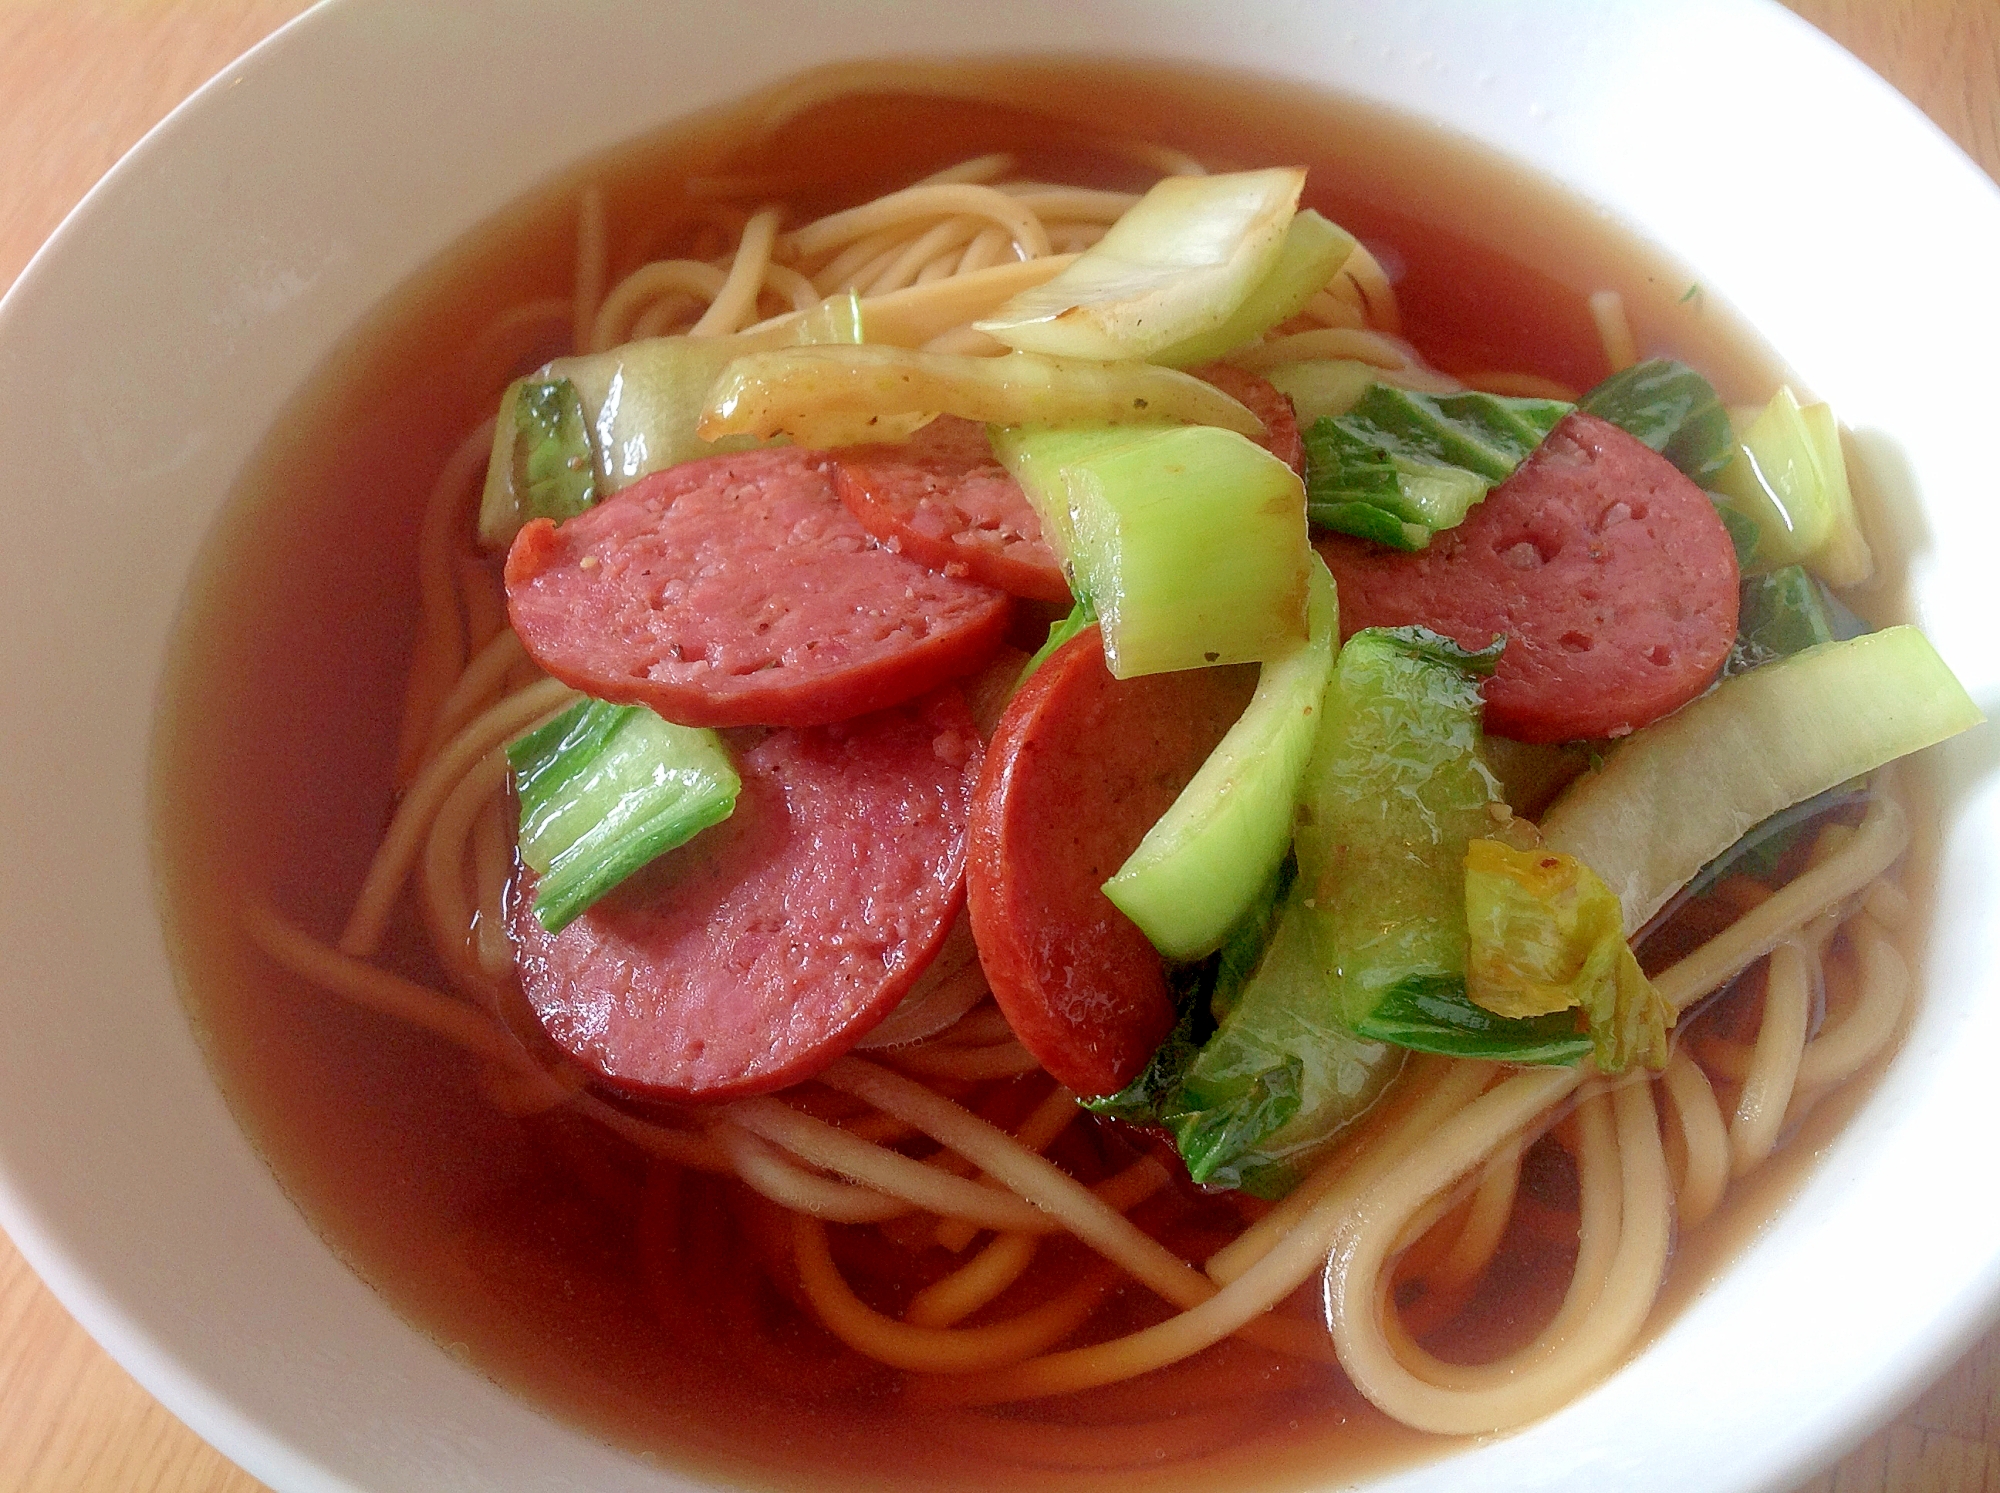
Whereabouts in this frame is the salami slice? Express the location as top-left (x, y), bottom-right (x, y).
top-left (1315, 411), bottom-right (1739, 743)
top-left (511, 690), bottom-right (983, 1102)
top-left (505, 447), bottom-right (1012, 729)
top-left (830, 370), bottom-right (1302, 607)
top-left (1192, 362), bottom-right (1305, 476)
top-left (832, 417), bottom-right (1072, 604)
top-left (967, 627), bottom-right (1258, 1097)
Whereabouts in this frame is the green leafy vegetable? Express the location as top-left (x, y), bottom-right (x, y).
top-left (478, 292), bottom-right (866, 549)
top-left (1579, 358), bottom-right (1734, 484)
top-left (1540, 626), bottom-right (1983, 934)
top-left (1711, 386), bottom-right (1873, 587)
top-left (1167, 892), bottom-right (1401, 1195)
top-left (1292, 626), bottom-right (1509, 1029)
top-left (1104, 556), bottom-right (1336, 960)
top-left (1709, 495), bottom-right (1762, 567)
top-left (1726, 564), bottom-right (1869, 676)
top-left (998, 422), bottom-right (1310, 678)
top-left (512, 378), bottom-right (598, 525)
top-left (1351, 976), bottom-right (1592, 1065)
top-left (508, 699), bottom-right (740, 933)
top-left (1303, 385), bottom-right (1572, 548)
top-left (1462, 838), bottom-right (1668, 1073)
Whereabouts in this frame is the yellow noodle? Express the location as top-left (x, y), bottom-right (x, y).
top-left (1047, 222), bottom-right (1110, 254)
top-left (572, 183), bottom-right (608, 356)
top-left (1382, 1094), bottom-right (1622, 1390)
top-left (1589, 288), bottom-right (1638, 372)
top-left (1462, 371), bottom-right (1581, 400)
top-left (936, 1085), bottom-right (1079, 1251)
top-left (890, 1039), bottom-right (1044, 1080)
top-left (691, 207), bottom-right (782, 336)
top-left (862, 215), bottom-right (987, 296)
top-left (785, 183), bottom-right (1053, 264)
top-left (1336, 241), bottom-right (1400, 333)
top-left (1663, 1047), bottom-right (1731, 1229)
top-left (917, 153), bottom-right (1016, 186)
top-left (1651, 791), bottom-right (1908, 1015)
top-left (810, 224), bottom-right (912, 295)
top-left (1730, 940), bottom-right (1814, 1173)
top-left (422, 628), bottom-right (530, 766)
top-left (342, 676), bottom-right (580, 957)
top-left (824, 1058), bottom-right (1217, 1313)
top-left (728, 1097), bottom-right (1060, 1233)
top-left (1207, 1058), bottom-right (1487, 1286)
top-left (1299, 287), bottom-right (1368, 329)
top-left (390, 419), bottom-right (496, 787)
top-left (955, 225), bottom-right (1013, 275)
top-left (1327, 1076), bottom-right (1665, 1434)
top-left (760, 260), bottom-right (822, 312)
top-left (470, 793), bottom-right (512, 980)
top-left (714, 1123), bottom-right (913, 1222)
top-left (1795, 913), bottom-right (1908, 1091)
top-left (923, 326), bottom-right (1010, 357)
top-left (1001, 185), bottom-right (1141, 221)
top-left (1227, 327), bottom-right (1417, 372)
top-left (907, 1233), bottom-right (1041, 1328)
top-left (629, 294), bottom-right (704, 340)
top-left (590, 260), bottom-right (730, 353)
top-left (457, 553), bottom-right (509, 653)
top-left (1862, 878), bottom-right (1912, 931)
top-left (1426, 1133), bottom-right (1524, 1294)
top-left (794, 1215), bottom-right (1112, 1372)
top-left (924, 1066), bottom-right (1579, 1407)
top-left (420, 747), bottom-right (511, 995)
top-left (245, 901), bottom-right (532, 1072)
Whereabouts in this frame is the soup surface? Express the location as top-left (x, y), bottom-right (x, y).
top-left (153, 59), bottom-right (1911, 1492)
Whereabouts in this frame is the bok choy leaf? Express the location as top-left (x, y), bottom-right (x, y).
top-left (508, 699), bottom-right (740, 933)
top-left (1303, 385), bottom-right (1572, 548)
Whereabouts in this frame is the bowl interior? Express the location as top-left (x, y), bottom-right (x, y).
top-left (0, 3), bottom-right (1996, 1491)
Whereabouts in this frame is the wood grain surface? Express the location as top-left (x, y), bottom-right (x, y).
top-left (0, 2), bottom-right (1994, 1490)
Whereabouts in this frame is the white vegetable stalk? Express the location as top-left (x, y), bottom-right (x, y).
top-left (974, 168), bottom-right (1306, 361)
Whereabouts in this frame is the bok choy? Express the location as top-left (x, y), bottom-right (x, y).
top-left (1541, 626), bottom-right (1982, 934)
top-left (508, 699), bottom-right (740, 933)
top-left (993, 421), bottom-right (1310, 678)
top-left (479, 291), bottom-right (864, 549)
top-left (973, 168), bottom-right (1305, 361)
top-left (1303, 385), bottom-right (1572, 548)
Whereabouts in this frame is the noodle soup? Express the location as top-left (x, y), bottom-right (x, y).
top-left (154, 61), bottom-right (1944, 1491)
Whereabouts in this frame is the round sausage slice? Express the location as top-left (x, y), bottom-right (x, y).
top-left (832, 417), bottom-right (1072, 604)
top-left (829, 370), bottom-right (1301, 608)
top-left (967, 628), bottom-right (1258, 1097)
top-left (1315, 411), bottom-right (1739, 743)
top-left (506, 447), bottom-right (1012, 729)
top-left (511, 690), bottom-right (983, 1102)
top-left (1192, 362), bottom-right (1305, 476)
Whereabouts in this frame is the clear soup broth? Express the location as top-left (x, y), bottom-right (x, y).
top-left (153, 60), bottom-right (1918, 1493)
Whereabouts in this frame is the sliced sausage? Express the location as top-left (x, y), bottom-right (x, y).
top-left (505, 447), bottom-right (1012, 729)
top-left (1192, 362), bottom-right (1305, 476)
top-left (967, 627), bottom-right (1258, 1096)
top-left (1315, 411), bottom-right (1739, 743)
top-left (510, 690), bottom-right (983, 1102)
top-left (832, 417), bottom-right (1072, 604)
top-left (828, 370), bottom-right (1301, 608)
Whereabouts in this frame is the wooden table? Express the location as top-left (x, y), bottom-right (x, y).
top-left (1, 2), bottom-right (1994, 1488)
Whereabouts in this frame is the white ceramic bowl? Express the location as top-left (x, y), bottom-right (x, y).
top-left (1, 2), bottom-right (1996, 1490)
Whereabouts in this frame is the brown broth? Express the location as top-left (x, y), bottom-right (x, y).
top-left (153, 58), bottom-right (1869, 1493)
